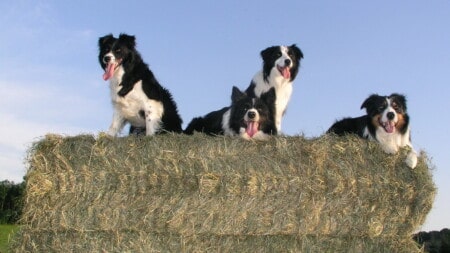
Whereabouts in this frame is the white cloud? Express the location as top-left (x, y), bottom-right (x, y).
top-left (0, 151), bottom-right (26, 183)
top-left (0, 78), bottom-right (106, 183)
top-left (0, 78), bottom-right (108, 119)
top-left (0, 111), bottom-right (95, 182)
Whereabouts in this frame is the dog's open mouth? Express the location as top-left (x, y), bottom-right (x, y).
top-left (380, 120), bottom-right (396, 133)
top-left (103, 60), bottom-right (122, 81)
top-left (245, 121), bottom-right (259, 137)
top-left (277, 65), bottom-right (291, 79)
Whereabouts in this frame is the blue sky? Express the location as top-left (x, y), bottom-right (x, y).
top-left (1, 0), bottom-right (448, 232)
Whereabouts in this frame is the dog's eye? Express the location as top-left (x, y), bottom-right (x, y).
top-left (276, 52), bottom-right (282, 58)
top-left (115, 48), bottom-right (122, 54)
top-left (391, 102), bottom-right (402, 111)
top-left (393, 105), bottom-right (402, 112)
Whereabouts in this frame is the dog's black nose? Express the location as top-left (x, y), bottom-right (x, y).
top-left (103, 56), bottom-right (111, 63)
top-left (387, 112), bottom-right (395, 120)
top-left (247, 111), bottom-right (256, 119)
top-left (284, 59), bottom-right (291, 66)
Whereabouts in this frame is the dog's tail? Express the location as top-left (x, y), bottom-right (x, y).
top-left (183, 117), bottom-right (205, 135)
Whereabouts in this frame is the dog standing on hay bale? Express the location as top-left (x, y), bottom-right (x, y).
top-left (327, 93), bottom-right (417, 168)
top-left (98, 33), bottom-right (183, 136)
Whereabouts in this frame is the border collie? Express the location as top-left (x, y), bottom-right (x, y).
top-left (184, 86), bottom-right (277, 140)
top-left (245, 45), bottom-right (303, 132)
top-left (98, 33), bottom-right (182, 136)
top-left (327, 93), bottom-right (417, 168)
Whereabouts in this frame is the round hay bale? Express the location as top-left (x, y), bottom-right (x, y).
top-left (11, 133), bottom-right (435, 252)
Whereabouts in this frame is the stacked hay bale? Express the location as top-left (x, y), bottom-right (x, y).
top-left (12, 134), bottom-right (435, 252)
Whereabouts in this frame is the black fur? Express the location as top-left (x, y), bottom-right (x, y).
top-left (326, 115), bottom-right (368, 137)
top-left (413, 229), bottom-right (450, 253)
top-left (98, 33), bottom-right (183, 134)
top-left (183, 107), bottom-right (230, 135)
top-left (245, 83), bottom-right (258, 98)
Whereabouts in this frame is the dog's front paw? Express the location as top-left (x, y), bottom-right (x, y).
top-left (381, 145), bottom-right (398, 154)
top-left (405, 151), bottom-right (418, 169)
top-left (239, 133), bottom-right (252, 140)
top-left (251, 131), bottom-right (271, 141)
top-left (107, 127), bottom-right (119, 137)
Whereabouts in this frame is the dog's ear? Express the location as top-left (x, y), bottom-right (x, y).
top-left (261, 87), bottom-right (276, 106)
top-left (231, 86), bottom-right (246, 103)
top-left (290, 44), bottom-right (304, 60)
top-left (98, 34), bottom-right (114, 48)
top-left (118, 34), bottom-right (136, 48)
top-left (360, 94), bottom-right (380, 110)
top-left (389, 93), bottom-right (407, 111)
top-left (260, 46), bottom-right (277, 60)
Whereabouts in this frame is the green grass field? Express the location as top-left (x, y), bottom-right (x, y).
top-left (0, 225), bottom-right (18, 253)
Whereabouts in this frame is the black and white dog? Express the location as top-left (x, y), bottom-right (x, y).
top-left (184, 86), bottom-right (277, 140)
top-left (245, 45), bottom-right (303, 132)
top-left (327, 93), bottom-right (417, 168)
top-left (98, 34), bottom-right (183, 136)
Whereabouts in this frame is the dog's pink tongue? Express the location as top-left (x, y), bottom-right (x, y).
top-left (246, 122), bottom-right (259, 137)
top-left (281, 67), bottom-right (290, 79)
top-left (103, 63), bottom-right (116, 81)
top-left (384, 122), bottom-right (395, 133)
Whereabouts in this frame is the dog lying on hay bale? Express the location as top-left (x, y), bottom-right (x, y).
top-left (11, 134), bottom-right (435, 252)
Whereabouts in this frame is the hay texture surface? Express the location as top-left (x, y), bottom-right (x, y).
top-left (12, 134), bottom-right (435, 252)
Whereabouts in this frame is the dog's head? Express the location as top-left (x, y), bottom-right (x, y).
top-left (229, 86), bottom-right (276, 139)
top-left (98, 33), bottom-right (137, 81)
top-left (260, 44), bottom-right (303, 82)
top-left (361, 93), bottom-right (409, 134)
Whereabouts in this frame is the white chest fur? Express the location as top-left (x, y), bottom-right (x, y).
top-left (107, 66), bottom-right (164, 136)
top-left (363, 126), bottom-right (417, 168)
top-left (251, 70), bottom-right (293, 132)
top-left (364, 127), bottom-right (411, 154)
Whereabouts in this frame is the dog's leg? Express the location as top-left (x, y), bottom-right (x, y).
top-left (252, 131), bottom-right (270, 140)
top-left (108, 111), bottom-right (126, 136)
top-left (405, 142), bottom-right (418, 169)
top-left (145, 117), bottom-right (161, 135)
top-left (144, 101), bottom-right (164, 135)
top-left (275, 114), bottom-right (282, 132)
top-left (406, 150), bottom-right (418, 169)
top-left (275, 102), bottom-right (288, 133)
top-left (274, 106), bottom-right (284, 132)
